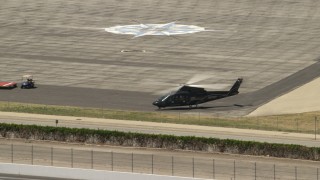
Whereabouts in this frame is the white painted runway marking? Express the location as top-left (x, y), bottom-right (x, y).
top-left (105, 23), bottom-right (211, 38)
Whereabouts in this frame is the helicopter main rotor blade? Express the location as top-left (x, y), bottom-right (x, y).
top-left (186, 74), bottom-right (213, 85)
top-left (153, 86), bottom-right (181, 95)
top-left (188, 84), bottom-right (230, 89)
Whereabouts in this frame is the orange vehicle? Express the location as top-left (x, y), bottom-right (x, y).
top-left (0, 81), bottom-right (17, 89)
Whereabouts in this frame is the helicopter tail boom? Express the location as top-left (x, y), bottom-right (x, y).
top-left (227, 78), bottom-right (243, 96)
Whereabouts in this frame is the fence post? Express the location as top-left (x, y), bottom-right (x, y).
top-left (31, 145), bottom-right (33, 165)
top-left (295, 166), bottom-right (297, 180)
top-left (11, 144), bottom-right (13, 163)
top-left (132, 153), bottom-right (133, 172)
top-left (172, 156), bottom-right (174, 176)
top-left (315, 117), bottom-right (317, 140)
top-left (71, 148), bottom-right (73, 168)
top-left (192, 157), bottom-right (194, 178)
top-left (152, 154), bottom-right (154, 174)
top-left (317, 168), bottom-right (319, 180)
top-left (213, 159), bottom-right (215, 179)
top-left (254, 162), bottom-right (256, 180)
top-left (101, 105), bottom-right (103, 118)
top-left (111, 151), bottom-right (113, 171)
top-left (274, 164), bottom-right (276, 180)
top-left (234, 160), bottom-right (236, 180)
top-left (91, 150), bottom-right (93, 169)
top-left (51, 147), bottom-right (53, 166)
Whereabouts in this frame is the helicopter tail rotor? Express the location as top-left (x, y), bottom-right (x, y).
top-left (227, 78), bottom-right (243, 96)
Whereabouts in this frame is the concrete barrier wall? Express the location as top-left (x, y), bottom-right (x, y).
top-left (0, 163), bottom-right (206, 180)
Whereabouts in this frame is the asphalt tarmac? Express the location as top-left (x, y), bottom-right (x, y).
top-left (1, 0), bottom-right (320, 116)
top-left (0, 60), bottom-right (320, 116)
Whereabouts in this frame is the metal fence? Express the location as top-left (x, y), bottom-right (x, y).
top-left (0, 143), bottom-right (318, 180)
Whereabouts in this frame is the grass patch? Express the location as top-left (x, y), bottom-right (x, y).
top-left (0, 101), bottom-right (319, 134)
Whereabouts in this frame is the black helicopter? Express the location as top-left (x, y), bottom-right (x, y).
top-left (152, 78), bottom-right (243, 109)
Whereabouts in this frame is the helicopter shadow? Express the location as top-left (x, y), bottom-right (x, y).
top-left (156, 104), bottom-right (253, 111)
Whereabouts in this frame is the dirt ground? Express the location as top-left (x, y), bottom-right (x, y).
top-left (249, 77), bottom-right (320, 116)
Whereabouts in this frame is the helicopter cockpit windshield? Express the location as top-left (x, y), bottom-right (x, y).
top-left (153, 92), bottom-right (175, 107)
top-left (160, 94), bottom-right (171, 102)
top-left (158, 90), bottom-right (177, 101)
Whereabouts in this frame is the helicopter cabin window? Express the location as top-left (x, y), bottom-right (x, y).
top-left (171, 94), bottom-right (188, 104)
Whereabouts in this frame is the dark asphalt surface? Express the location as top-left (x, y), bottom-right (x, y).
top-left (0, 173), bottom-right (74, 180)
top-left (0, 61), bottom-right (319, 116)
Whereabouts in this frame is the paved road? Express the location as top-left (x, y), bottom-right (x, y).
top-left (1, 0), bottom-right (320, 116)
top-left (0, 173), bottom-right (73, 180)
top-left (1, 112), bottom-right (319, 147)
